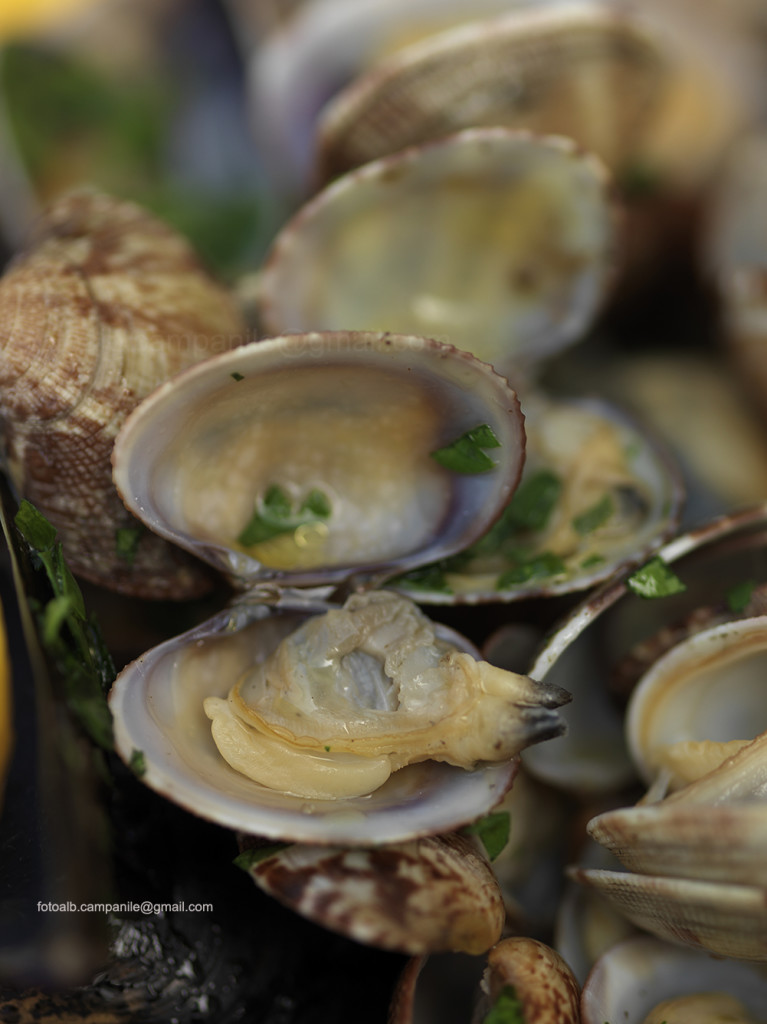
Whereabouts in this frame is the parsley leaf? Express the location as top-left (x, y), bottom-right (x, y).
top-left (726, 580), bottom-right (756, 614)
top-left (506, 470), bottom-right (562, 531)
top-left (14, 501), bottom-right (115, 749)
top-left (627, 557), bottom-right (686, 599)
top-left (497, 552), bottom-right (566, 589)
top-left (392, 564), bottom-right (453, 594)
top-left (115, 526), bottom-right (143, 565)
top-left (129, 749), bottom-right (147, 777)
top-left (572, 494), bottom-right (614, 535)
top-left (234, 844), bottom-right (290, 871)
top-left (231, 371), bottom-right (244, 381)
top-left (430, 424), bottom-right (501, 474)
top-left (462, 811), bottom-right (510, 861)
top-left (238, 484), bottom-right (331, 546)
top-left (483, 985), bottom-right (525, 1024)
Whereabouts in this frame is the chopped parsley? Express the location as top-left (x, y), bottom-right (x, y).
top-left (430, 424), bottom-right (501, 474)
top-left (231, 371), bottom-right (244, 381)
top-left (483, 985), bottom-right (525, 1024)
top-left (115, 525), bottom-right (143, 564)
top-left (581, 553), bottom-right (606, 569)
top-left (627, 556), bottom-right (686, 599)
top-left (505, 469), bottom-right (562, 532)
top-left (726, 580), bottom-right (756, 614)
top-left (233, 844), bottom-right (290, 871)
top-left (462, 810), bottom-right (510, 861)
top-left (497, 552), bottom-right (566, 589)
top-left (392, 563), bottom-right (453, 594)
top-left (237, 484), bottom-right (332, 547)
top-left (129, 749), bottom-right (147, 777)
top-left (572, 494), bottom-right (614, 535)
top-left (14, 500), bottom-right (115, 750)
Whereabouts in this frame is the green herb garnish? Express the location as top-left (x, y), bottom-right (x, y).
top-left (234, 844), bottom-right (290, 872)
top-left (482, 984), bottom-right (525, 1024)
top-left (627, 556), bottom-right (686, 599)
top-left (14, 500), bottom-right (115, 750)
top-left (430, 424), bottom-right (501, 474)
top-left (129, 749), bottom-right (147, 777)
top-left (497, 552), bottom-right (566, 589)
top-left (237, 484), bottom-right (331, 546)
top-left (392, 563), bottom-right (453, 594)
top-left (506, 469), bottom-right (562, 531)
top-left (231, 371), bottom-right (244, 382)
top-left (726, 580), bottom-right (757, 614)
top-left (573, 494), bottom-right (614, 535)
top-left (462, 811), bottom-right (510, 861)
top-left (581, 553), bottom-right (606, 569)
top-left (115, 526), bottom-right (143, 565)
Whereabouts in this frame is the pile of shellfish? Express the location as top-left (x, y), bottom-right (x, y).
top-left (4, 0), bottom-right (767, 1020)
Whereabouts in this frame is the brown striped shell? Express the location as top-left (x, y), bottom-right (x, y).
top-left (240, 831), bottom-right (505, 955)
top-left (0, 191), bottom-right (248, 598)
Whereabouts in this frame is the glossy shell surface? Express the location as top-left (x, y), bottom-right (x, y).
top-left (109, 602), bottom-right (521, 845)
top-left (256, 129), bottom-right (614, 378)
top-left (112, 331), bottom-right (526, 589)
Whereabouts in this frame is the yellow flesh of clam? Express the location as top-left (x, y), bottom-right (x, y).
top-left (204, 592), bottom-right (561, 800)
top-left (642, 992), bottom-right (760, 1024)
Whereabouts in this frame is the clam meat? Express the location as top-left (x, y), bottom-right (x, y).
top-left (204, 590), bottom-right (570, 800)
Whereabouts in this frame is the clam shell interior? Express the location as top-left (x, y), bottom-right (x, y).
top-left (112, 332), bottom-right (525, 587)
top-left (626, 616), bottom-right (767, 786)
top-left (256, 130), bottom-right (613, 376)
top-left (391, 394), bottom-right (683, 604)
top-left (581, 935), bottom-right (767, 1024)
top-left (109, 605), bottom-right (518, 845)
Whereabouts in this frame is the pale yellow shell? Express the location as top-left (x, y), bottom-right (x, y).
top-left (0, 191), bottom-right (248, 597)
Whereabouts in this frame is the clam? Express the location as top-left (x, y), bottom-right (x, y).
top-left (392, 393), bottom-right (683, 604)
top-left (238, 831), bottom-right (505, 956)
top-left (246, 0), bottom-right (521, 196)
top-left (550, 522), bottom-right (767, 959)
top-left (580, 935), bottom-right (767, 1024)
top-left (255, 128), bottom-right (614, 380)
top-left (111, 331), bottom-right (526, 589)
top-left (109, 331), bottom-right (570, 844)
top-left (0, 190), bottom-right (247, 598)
top-left (314, 1), bottom-right (752, 189)
top-left (520, 504), bottom-right (767, 794)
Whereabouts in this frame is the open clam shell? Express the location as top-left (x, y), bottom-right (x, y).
top-left (521, 504), bottom-right (767, 793)
top-left (112, 331), bottom-right (525, 590)
top-left (315, 1), bottom-right (725, 185)
top-left (626, 615), bottom-right (767, 790)
top-left (391, 393), bottom-right (683, 604)
top-left (255, 129), bottom-right (614, 379)
top-left (570, 867), bottom-right (767, 962)
top-left (588, 801), bottom-right (767, 887)
top-left (108, 601), bottom-right (522, 845)
top-left (581, 935), bottom-right (767, 1024)
top-left (247, 0), bottom-right (520, 195)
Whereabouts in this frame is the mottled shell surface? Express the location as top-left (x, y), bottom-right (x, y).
top-left (242, 832), bottom-right (505, 955)
top-left (477, 937), bottom-right (581, 1024)
top-left (0, 191), bottom-right (247, 598)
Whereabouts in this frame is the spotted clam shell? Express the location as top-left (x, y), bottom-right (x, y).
top-left (0, 191), bottom-right (247, 598)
